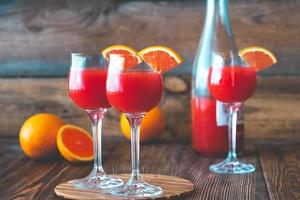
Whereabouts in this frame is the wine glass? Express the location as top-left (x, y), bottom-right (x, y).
top-left (106, 54), bottom-right (163, 198)
top-left (68, 53), bottom-right (123, 189)
top-left (207, 52), bottom-right (256, 174)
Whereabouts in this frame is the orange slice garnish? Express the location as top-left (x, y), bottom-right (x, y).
top-left (239, 46), bottom-right (277, 72)
top-left (139, 46), bottom-right (183, 73)
top-left (57, 124), bottom-right (93, 162)
top-left (101, 45), bottom-right (142, 68)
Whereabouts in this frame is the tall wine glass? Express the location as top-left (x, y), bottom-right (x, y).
top-left (106, 54), bottom-right (163, 198)
top-left (68, 53), bottom-right (123, 189)
top-left (207, 53), bottom-right (256, 174)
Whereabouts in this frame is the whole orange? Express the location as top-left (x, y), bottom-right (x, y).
top-left (120, 107), bottom-right (165, 142)
top-left (19, 113), bottom-right (65, 159)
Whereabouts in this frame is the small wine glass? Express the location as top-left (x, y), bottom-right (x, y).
top-left (106, 54), bottom-right (163, 198)
top-left (207, 53), bottom-right (256, 174)
top-left (68, 53), bottom-right (123, 189)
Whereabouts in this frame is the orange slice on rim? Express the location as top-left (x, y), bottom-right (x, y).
top-left (57, 124), bottom-right (93, 162)
top-left (101, 45), bottom-right (142, 68)
top-left (139, 46), bottom-right (183, 73)
top-left (239, 46), bottom-right (277, 72)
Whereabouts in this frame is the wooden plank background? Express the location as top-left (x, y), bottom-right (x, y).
top-left (1, 76), bottom-right (300, 139)
top-left (0, 0), bottom-right (300, 77)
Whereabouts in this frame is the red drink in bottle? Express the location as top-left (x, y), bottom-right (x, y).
top-left (192, 0), bottom-right (249, 157)
top-left (191, 97), bottom-right (244, 157)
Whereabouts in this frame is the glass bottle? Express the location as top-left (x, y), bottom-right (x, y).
top-left (191, 0), bottom-right (244, 157)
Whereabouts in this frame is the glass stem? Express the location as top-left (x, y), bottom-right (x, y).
top-left (126, 113), bottom-right (144, 182)
top-left (88, 108), bottom-right (107, 175)
top-left (226, 103), bottom-right (241, 161)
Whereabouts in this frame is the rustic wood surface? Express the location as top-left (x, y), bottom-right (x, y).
top-left (258, 141), bottom-right (300, 200)
top-left (55, 174), bottom-right (194, 200)
top-left (0, 76), bottom-right (300, 141)
top-left (0, 138), bottom-right (299, 200)
top-left (0, 0), bottom-right (299, 76)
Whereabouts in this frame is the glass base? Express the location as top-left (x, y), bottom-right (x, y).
top-left (209, 159), bottom-right (255, 174)
top-left (110, 180), bottom-right (162, 198)
top-left (72, 174), bottom-right (123, 190)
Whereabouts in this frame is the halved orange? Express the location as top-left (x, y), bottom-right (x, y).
top-left (239, 46), bottom-right (277, 72)
top-left (139, 46), bottom-right (183, 73)
top-left (57, 124), bottom-right (93, 162)
top-left (101, 45), bottom-right (142, 68)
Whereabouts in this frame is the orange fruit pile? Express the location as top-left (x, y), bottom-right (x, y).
top-left (120, 107), bottom-right (165, 142)
top-left (19, 113), bottom-right (93, 162)
top-left (239, 46), bottom-right (277, 71)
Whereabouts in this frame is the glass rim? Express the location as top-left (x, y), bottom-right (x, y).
top-left (71, 52), bottom-right (99, 56)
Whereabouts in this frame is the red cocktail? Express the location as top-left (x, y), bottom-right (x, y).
top-left (68, 53), bottom-right (123, 189)
top-left (208, 66), bottom-right (256, 103)
top-left (69, 68), bottom-right (110, 110)
top-left (208, 64), bottom-right (256, 174)
top-left (106, 54), bottom-right (163, 198)
top-left (105, 44), bottom-right (183, 198)
top-left (107, 72), bottom-right (163, 113)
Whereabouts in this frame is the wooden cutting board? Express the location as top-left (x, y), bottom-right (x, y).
top-left (55, 174), bottom-right (194, 199)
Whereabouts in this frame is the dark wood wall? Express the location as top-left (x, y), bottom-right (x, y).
top-left (0, 0), bottom-right (300, 138)
top-left (0, 0), bottom-right (299, 77)
top-left (1, 76), bottom-right (300, 138)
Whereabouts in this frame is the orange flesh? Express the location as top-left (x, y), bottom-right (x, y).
top-left (105, 49), bottom-right (140, 69)
top-left (142, 51), bottom-right (179, 73)
top-left (243, 51), bottom-right (275, 71)
top-left (61, 129), bottom-right (93, 158)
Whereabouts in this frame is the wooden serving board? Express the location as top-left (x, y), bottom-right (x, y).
top-left (55, 174), bottom-right (194, 199)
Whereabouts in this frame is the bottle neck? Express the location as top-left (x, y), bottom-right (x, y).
top-left (192, 0), bottom-right (238, 97)
top-left (206, 0), bottom-right (232, 35)
top-left (206, 0), bottom-right (238, 65)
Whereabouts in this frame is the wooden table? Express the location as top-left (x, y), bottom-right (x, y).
top-left (0, 76), bottom-right (300, 199)
top-left (0, 137), bottom-right (299, 200)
